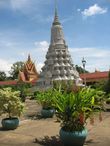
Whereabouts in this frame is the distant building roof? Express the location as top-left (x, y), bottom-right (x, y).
top-left (0, 79), bottom-right (36, 86)
top-left (80, 71), bottom-right (109, 83)
top-left (0, 80), bottom-right (17, 86)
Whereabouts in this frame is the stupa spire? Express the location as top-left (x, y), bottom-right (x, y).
top-left (51, 0), bottom-right (65, 45)
top-left (55, 0), bottom-right (57, 15)
top-left (53, 0), bottom-right (60, 25)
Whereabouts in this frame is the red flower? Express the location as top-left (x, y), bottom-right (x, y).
top-left (79, 113), bottom-right (84, 124)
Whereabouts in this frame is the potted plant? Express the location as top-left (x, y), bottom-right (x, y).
top-left (36, 89), bottom-right (55, 118)
top-left (0, 87), bottom-right (24, 130)
top-left (53, 87), bottom-right (104, 146)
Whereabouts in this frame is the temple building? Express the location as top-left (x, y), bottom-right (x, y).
top-left (80, 70), bottom-right (109, 85)
top-left (0, 55), bottom-right (39, 86)
top-left (37, 6), bottom-right (82, 88)
top-left (18, 54), bottom-right (39, 83)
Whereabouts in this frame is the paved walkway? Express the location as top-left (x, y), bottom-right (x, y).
top-left (0, 99), bottom-right (110, 146)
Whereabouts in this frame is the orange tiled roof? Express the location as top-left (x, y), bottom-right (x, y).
top-left (19, 71), bottom-right (26, 82)
top-left (0, 80), bottom-right (17, 85)
top-left (80, 71), bottom-right (109, 82)
top-left (0, 79), bottom-right (36, 86)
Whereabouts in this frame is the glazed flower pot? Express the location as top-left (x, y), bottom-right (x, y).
top-left (1, 117), bottom-right (19, 130)
top-left (41, 109), bottom-right (55, 118)
top-left (60, 127), bottom-right (88, 146)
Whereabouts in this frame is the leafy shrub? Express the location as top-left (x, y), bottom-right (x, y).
top-left (53, 87), bottom-right (104, 131)
top-left (36, 89), bottom-right (54, 110)
top-left (0, 87), bottom-right (24, 118)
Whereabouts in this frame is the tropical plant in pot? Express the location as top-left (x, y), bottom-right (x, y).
top-left (0, 87), bottom-right (24, 130)
top-left (53, 87), bottom-right (104, 146)
top-left (36, 89), bottom-right (55, 118)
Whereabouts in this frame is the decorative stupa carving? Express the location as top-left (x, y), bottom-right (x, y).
top-left (38, 4), bottom-right (82, 88)
top-left (19, 54), bottom-right (39, 82)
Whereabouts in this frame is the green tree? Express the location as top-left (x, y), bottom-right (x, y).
top-left (9, 61), bottom-right (24, 80)
top-left (0, 71), bottom-right (7, 81)
top-left (14, 82), bottom-right (32, 102)
top-left (91, 80), bottom-right (106, 91)
top-left (75, 65), bottom-right (89, 74)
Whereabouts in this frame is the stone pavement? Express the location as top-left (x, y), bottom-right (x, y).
top-left (0, 99), bottom-right (110, 146)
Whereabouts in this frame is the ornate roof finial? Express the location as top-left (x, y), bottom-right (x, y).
top-left (53, 0), bottom-right (60, 25)
top-left (28, 54), bottom-right (31, 62)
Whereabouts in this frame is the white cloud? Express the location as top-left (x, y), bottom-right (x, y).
top-left (31, 14), bottom-right (53, 24)
top-left (10, 0), bottom-right (30, 10)
top-left (34, 41), bottom-right (49, 52)
top-left (0, 39), bottom-right (18, 50)
top-left (33, 41), bottom-right (49, 72)
top-left (0, 57), bottom-right (43, 75)
top-left (82, 4), bottom-right (107, 17)
top-left (18, 41), bottom-right (49, 73)
top-left (36, 63), bottom-right (44, 73)
top-left (70, 47), bottom-right (110, 58)
top-left (0, 0), bottom-right (53, 24)
top-left (0, 0), bottom-right (29, 10)
top-left (61, 16), bottom-right (73, 23)
top-left (3, 0), bottom-right (51, 14)
top-left (0, 59), bottom-right (12, 75)
top-left (69, 47), bottom-right (110, 72)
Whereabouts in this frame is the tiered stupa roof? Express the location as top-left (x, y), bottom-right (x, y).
top-left (38, 5), bottom-right (82, 88)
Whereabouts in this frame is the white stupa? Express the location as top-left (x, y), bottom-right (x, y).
top-left (37, 5), bottom-right (82, 88)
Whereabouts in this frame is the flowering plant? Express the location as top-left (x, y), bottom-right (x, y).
top-left (0, 87), bottom-right (24, 119)
top-left (53, 87), bottom-right (104, 131)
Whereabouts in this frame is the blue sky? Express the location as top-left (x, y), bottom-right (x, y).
top-left (0, 0), bottom-right (110, 74)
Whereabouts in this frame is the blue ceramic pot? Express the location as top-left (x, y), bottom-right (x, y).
top-left (41, 109), bottom-right (55, 118)
top-left (60, 127), bottom-right (88, 146)
top-left (1, 117), bottom-right (19, 130)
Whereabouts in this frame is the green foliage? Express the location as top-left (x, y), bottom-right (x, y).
top-left (19, 83), bottom-right (31, 100)
top-left (34, 90), bottom-right (40, 96)
top-left (30, 90), bottom-right (40, 100)
top-left (91, 71), bottom-right (110, 99)
top-left (0, 83), bottom-right (32, 102)
top-left (0, 71), bottom-right (7, 81)
top-left (106, 93), bottom-right (110, 104)
top-left (106, 98), bottom-right (110, 104)
top-left (91, 80), bottom-right (106, 91)
top-left (9, 61), bottom-right (24, 80)
top-left (12, 82), bottom-right (32, 102)
top-left (53, 80), bottom-right (75, 93)
top-left (93, 90), bottom-right (105, 103)
top-left (53, 87), bottom-right (104, 131)
top-left (0, 87), bottom-right (24, 118)
top-left (36, 89), bottom-right (54, 110)
top-left (75, 65), bottom-right (89, 74)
